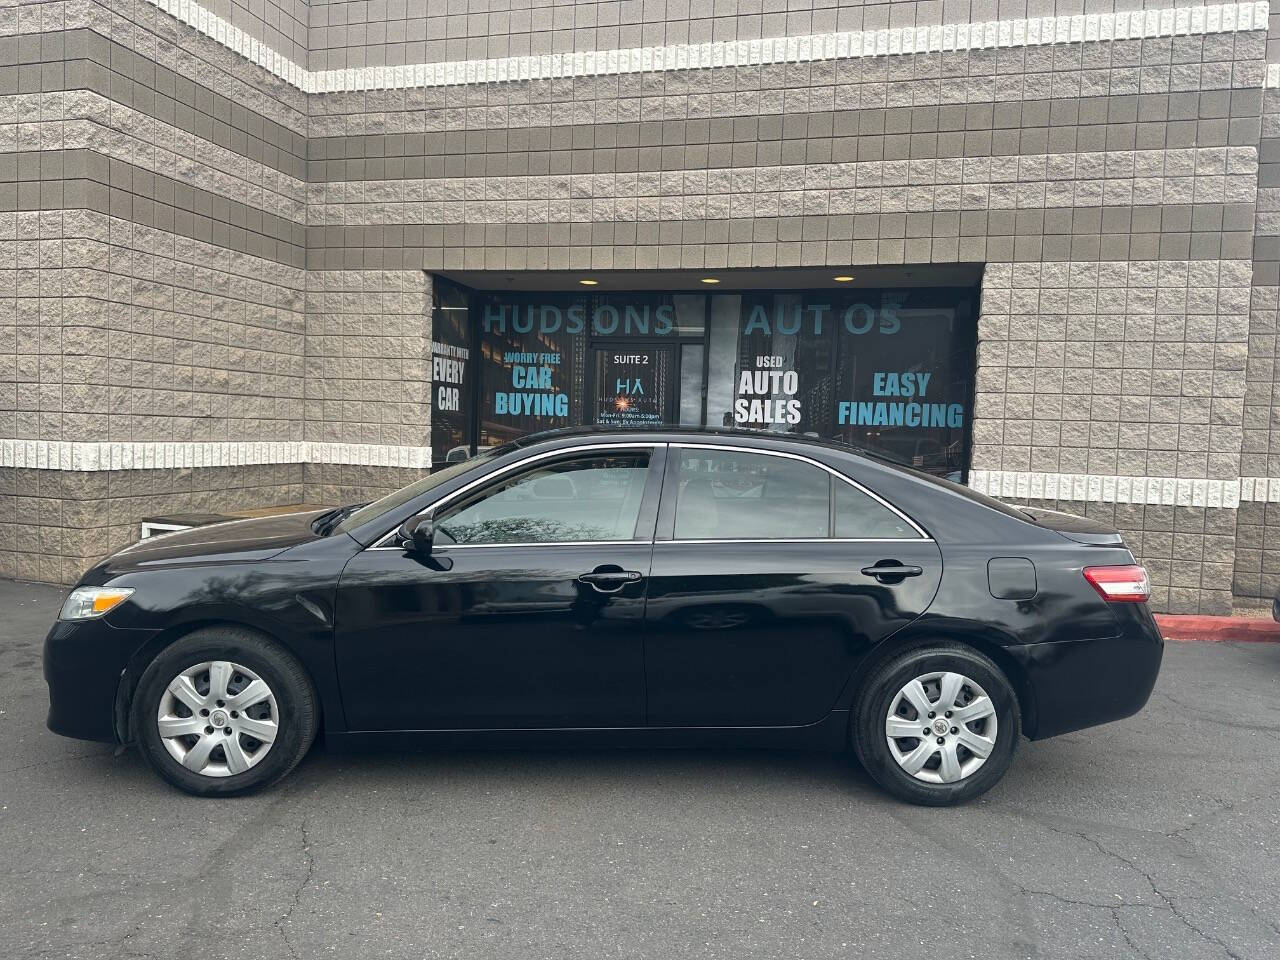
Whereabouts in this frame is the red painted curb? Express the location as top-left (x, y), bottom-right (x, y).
top-left (1154, 614), bottom-right (1280, 643)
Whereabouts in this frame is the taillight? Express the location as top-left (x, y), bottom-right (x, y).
top-left (1083, 565), bottom-right (1150, 602)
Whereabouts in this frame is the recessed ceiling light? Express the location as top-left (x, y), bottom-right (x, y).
top-left (578, 278), bottom-right (598, 286)
top-left (700, 277), bottom-right (720, 284)
top-left (833, 275), bottom-right (854, 282)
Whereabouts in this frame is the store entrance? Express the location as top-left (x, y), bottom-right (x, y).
top-left (587, 344), bottom-right (677, 427)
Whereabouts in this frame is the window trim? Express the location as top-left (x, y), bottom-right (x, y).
top-left (660, 442), bottom-right (929, 543)
top-left (367, 441), bottom-right (660, 550)
top-left (423, 539), bottom-right (647, 551)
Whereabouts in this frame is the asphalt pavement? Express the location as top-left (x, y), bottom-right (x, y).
top-left (2, 578), bottom-right (1278, 960)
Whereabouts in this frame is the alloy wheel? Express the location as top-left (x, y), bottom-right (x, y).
top-left (884, 671), bottom-right (998, 784)
top-left (156, 661), bottom-right (279, 777)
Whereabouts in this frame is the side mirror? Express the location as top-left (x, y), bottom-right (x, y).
top-left (398, 515), bottom-right (434, 556)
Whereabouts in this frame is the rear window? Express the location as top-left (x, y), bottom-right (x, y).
top-left (875, 459), bottom-right (1034, 523)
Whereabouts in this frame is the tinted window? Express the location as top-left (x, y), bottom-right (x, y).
top-left (834, 480), bottom-right (917, 539)
top-left (674, 449), bottom-right (829, 540)
top-left (436, 452), bottom-right (651, 545)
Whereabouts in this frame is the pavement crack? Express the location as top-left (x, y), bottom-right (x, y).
top-left (1150, 690), bottom-right (1280, 742)
top-left (274, 818), bottom-right (315, 960)
top-left (1046, 825), bottom-right (1246, 960)
top-left (1113, 911), bottom-right (1157, 960)
top-left (1015, 886), bottom-right (1143, 911)
top-left (82, 918), bottom-right (162, 960)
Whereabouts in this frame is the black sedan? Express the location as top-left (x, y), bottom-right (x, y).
top-left (44, 428), bottom-right (1163, 805)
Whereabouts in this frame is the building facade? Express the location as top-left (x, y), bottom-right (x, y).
top-left (3, 0), bottom-right (1280, 614)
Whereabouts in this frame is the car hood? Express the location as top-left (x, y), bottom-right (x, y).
top-left (93, 509), bottom-right (331, 574)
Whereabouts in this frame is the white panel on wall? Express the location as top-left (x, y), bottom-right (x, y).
top-left (141, 1), bottom-right (1271, 94)
top-left (0, 441), bottom-right (431, 472)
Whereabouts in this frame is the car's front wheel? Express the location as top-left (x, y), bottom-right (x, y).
top-left (852, 643), bottom-right (1020, 805)
top-left (130, 627), bottom-right (319, 797)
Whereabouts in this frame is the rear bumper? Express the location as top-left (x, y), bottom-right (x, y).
top-left (44, 618), bottom-right (156, 744)
top-left (1007, 604), bottom-right (1164, 740)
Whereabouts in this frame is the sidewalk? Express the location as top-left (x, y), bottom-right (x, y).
top-left (1156, 602), bottom-right (1280, 643)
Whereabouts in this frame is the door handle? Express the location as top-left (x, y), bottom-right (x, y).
top-left (860, 562), bottom-right (923, 583)
top-left (577, 570), bottom-right (643, 594)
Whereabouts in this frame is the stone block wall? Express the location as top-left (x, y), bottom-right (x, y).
top-left (975, 258), bottom-right (1252, 614)
top-left (303, 269), bottom-right (432, 448)
top-left (300, 267), bottom-right (433, 504)
top-left (0, 461), bottom-right (303, 583)
top-left (1235, 46), bottom-right (1280, 599)
top-left (4, 0), bottom-right (1280, 611)
top-left (204, 0), bottom-right (308, 66)
top-left (1, 0), bottom-right (312, 582)
top-left (303, 0), bottom-right (1240, 71)
top-left (304, 7), bottom-right (1267, 611)
top-left (302, 461), bottom-right (424, 508)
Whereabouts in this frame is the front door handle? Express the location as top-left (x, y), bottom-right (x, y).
top-left (860, 561), bottom-right (924, 584)
top-left (577, 569), bottom-right (643, 594)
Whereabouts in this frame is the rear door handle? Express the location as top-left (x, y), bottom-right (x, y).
top-left (860, 562), bottom-right (923, 583)
top-left (577, 570), bottom-right (643, 594)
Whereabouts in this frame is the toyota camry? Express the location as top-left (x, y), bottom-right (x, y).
top-left (44, 428), bottom-right (1163, 805)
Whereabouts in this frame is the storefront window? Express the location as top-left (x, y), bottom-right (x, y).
top-left (705, 289), bottom-right (973, 479)
top-left (474, 292), bottom-right (588, 448)
top-left (678, 344), bottom-right (704, 426)
top-left (706, 292), bottom-right (836, 435)
top-left (830, 294), bottom-right (972, 480)
top-left (474, 291), bottom-right (702, 445)
top-left (454, 284), bottom-right (975, 480)
top-left (431, 281), bottom-right (476, 466)
top-left (591, 347), bottom-right (675, 427)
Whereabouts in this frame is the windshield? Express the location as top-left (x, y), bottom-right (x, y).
top-left (332, 448), bottom-right (502, 535)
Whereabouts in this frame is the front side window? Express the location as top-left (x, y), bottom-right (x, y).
top-left (673, 449), bottom-right (830, 540)
top-left (435, 451), bottom-right (652, 545)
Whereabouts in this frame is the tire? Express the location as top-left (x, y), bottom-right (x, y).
top-left (130, 627), bottom-right (319, 797)
top-left (852, 642), bottom-right (1020, 806)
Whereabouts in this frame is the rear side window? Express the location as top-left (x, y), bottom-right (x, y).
top-left (673, 449), bottom-right (829, 539)
top-left (834, 480), bottom-right (918, 539)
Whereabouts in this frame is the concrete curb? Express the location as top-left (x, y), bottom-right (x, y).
top-left (1155, 614), bottom-right (1280, 643)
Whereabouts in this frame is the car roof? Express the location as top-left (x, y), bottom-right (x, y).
top-left (507, 424), bottom-right (913, 467)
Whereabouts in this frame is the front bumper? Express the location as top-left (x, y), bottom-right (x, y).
top-left (1007, 603), bottom-right (1164, 740)
top-left (44, 617), bottom-right (158, 743)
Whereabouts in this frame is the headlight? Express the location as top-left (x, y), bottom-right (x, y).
top-left (59, 586), bottom-right (135, 621)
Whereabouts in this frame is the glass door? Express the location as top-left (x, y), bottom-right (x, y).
top-left (588, 344), bottom-right (677, 427)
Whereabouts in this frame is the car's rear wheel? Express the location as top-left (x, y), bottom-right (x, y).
top-left (852, 643), bottom-right (1020, 806)
top-left (130, 627), bottom-right (318, 797)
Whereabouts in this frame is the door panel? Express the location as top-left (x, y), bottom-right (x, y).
top-left (643, 445), bottom-right (941, 727)
top-left (333, 446), bottom-right (663, 731)
top-left (335, 543), bottom-right (652, 730)
top-left (644, 540), bottom-right (941, 726)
